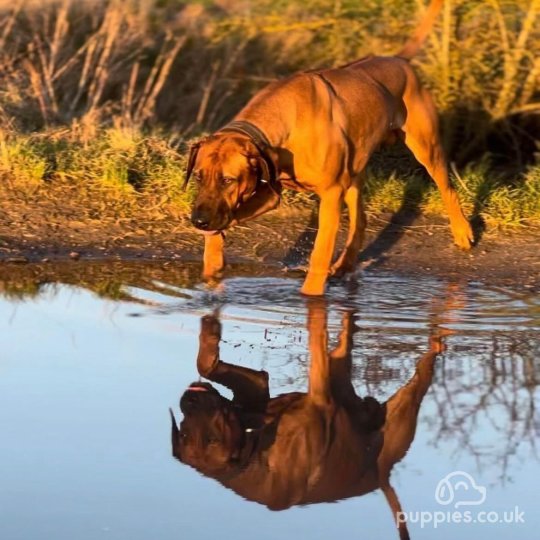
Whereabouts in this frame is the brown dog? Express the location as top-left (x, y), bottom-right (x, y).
top-left (185, 0), bottom-right (473, 295)
top-left (171, 305), bottom-right (445, 540)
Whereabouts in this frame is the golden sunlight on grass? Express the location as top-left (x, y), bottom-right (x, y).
top-left (0, 0), bottom-right (538, 227)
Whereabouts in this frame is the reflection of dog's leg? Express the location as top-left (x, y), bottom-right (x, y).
top-left (203, 234), bottom-right (225, 279)
top-left (377, 334), bottom-right (444, 539)
top-left (306, 301), bottom-right (333, 407)
top-left (196, 315), bottom-right (269, 405)
top-left (328, 310), bottom-right (357, 403)
top-left (329, 310), bottom-right (354, 360)
top-left (302, 187), bottom-right (343, 296)
top-left (197, 314), bottom-right (222, 375)
top-left (379, 336), bottom-right (441, 474)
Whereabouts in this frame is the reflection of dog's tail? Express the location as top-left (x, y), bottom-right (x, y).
top-left (381, 483), bottom-right (410, 540)
top-left (396, 0), bottom-right (443, 60)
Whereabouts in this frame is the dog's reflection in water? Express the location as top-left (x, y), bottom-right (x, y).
top-left (171, 301), bottom-right (445, 540)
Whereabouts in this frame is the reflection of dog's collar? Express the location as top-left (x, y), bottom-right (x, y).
top-left (236, 421), bottom-right (278, 469)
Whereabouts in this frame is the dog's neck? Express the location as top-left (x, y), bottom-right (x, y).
top-left (219, 120), bottom-right (272, 150)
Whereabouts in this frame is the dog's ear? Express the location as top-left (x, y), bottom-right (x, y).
top-left (250, 154), bottom-right (271, 183)
top-left (183, 141), bottom-right (201, 190)
top-left (169, 408), bottom-right (182, 460)
top-left (248, 152), bottom-right (280, 195)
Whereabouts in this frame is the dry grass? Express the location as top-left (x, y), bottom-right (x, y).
top-left (0, 0), bottom-right (539, 228)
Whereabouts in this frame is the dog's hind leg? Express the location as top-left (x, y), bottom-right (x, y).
top-left (402, 87), bottom-right (473, 249)
top-left (330, 174), bottom-right (366, 277)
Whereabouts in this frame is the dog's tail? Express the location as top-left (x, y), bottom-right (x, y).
top-left (396, 0), bottom-right (444, 60)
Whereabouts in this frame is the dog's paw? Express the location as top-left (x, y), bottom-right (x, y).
top-left (300, 273), bottom-right (327, 296)
top-left (201, 314), bottom-right (221, 338)
top-left (202, 270), bottom-right (224, 282)
top-left (452, 221), bottom-right (474, 250)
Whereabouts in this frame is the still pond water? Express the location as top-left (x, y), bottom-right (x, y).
top-left (1, 263), bottom-right (539, 540)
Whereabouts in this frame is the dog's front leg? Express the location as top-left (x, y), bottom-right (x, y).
top-left (301, 186), bottom-right (343, 296)
top-left (202, 233), bottom-right (225, 279)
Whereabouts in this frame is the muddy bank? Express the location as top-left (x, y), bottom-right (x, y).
top-left (1, 199), bottom-right (539, 291)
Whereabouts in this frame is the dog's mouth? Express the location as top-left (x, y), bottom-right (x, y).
top-left (180, 382), bottom-right (221, 414)
top-left (196, 229), bottom-right (221, 236)
top-left (191, 208), bottom-right (233, 235)
top-left (186, 381), bottom-right (215, 393)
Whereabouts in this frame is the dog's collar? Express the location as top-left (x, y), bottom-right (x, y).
top-left (219, 120), bottom-right (272, 152)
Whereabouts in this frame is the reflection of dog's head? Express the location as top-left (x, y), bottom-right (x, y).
top-left (170, 382), bottom-right (243, 473)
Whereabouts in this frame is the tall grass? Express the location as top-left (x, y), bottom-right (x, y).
top-left (0, 0), bottom-right (539, 227)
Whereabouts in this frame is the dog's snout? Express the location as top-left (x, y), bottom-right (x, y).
top-left (181, 392), bottom-right (201, 412)
top-left (191, 207), bottom-right (212, 230)
top-left (194, 217), bottom-right (210, 230)
top-left (182, 396), bottom-right (198, 413)
top-left (180, 387), bottom-right (215, 414)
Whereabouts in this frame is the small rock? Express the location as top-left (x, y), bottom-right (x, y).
top-left (41, 257), bottom-right (50, 263)
top-left (69, 251), bottom-right (80, 260)
top-left (6, 256), bottom-right (29, 264)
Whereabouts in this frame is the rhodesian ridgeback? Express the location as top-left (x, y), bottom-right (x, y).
top-left (185, 0), bottom-right (473, 295)
top-left (171, 305), bottom-right (446, 539)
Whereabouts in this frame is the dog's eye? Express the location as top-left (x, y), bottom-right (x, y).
top-left (222, 176), bottom-right (236, 186)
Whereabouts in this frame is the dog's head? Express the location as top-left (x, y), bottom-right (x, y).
top-left (170, 381), bottom-right (244, 473)
top-left (185, 133), bottom-right (274, 234)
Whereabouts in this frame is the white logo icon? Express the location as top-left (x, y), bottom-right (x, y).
top-left (435, 471), bottom-right (487, 508)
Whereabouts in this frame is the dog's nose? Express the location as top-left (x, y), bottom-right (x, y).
top-left (193, 217), bottom-right (210, 230)
top-left (191, 208), bottom-right (212, 230)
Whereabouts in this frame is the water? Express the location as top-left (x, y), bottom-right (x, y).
top-left (1, 263), bottom-right (539, 540)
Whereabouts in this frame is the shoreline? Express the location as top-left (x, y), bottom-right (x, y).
top-left (2, 208), bottom-right (539, 293)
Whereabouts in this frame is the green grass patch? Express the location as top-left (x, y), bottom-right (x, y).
top-left (1, 127), bottom-right (539, 229)
top-left (0, 127), bottom-right (193, 219)
top-left (365, 158), bottom-right (540, 227)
